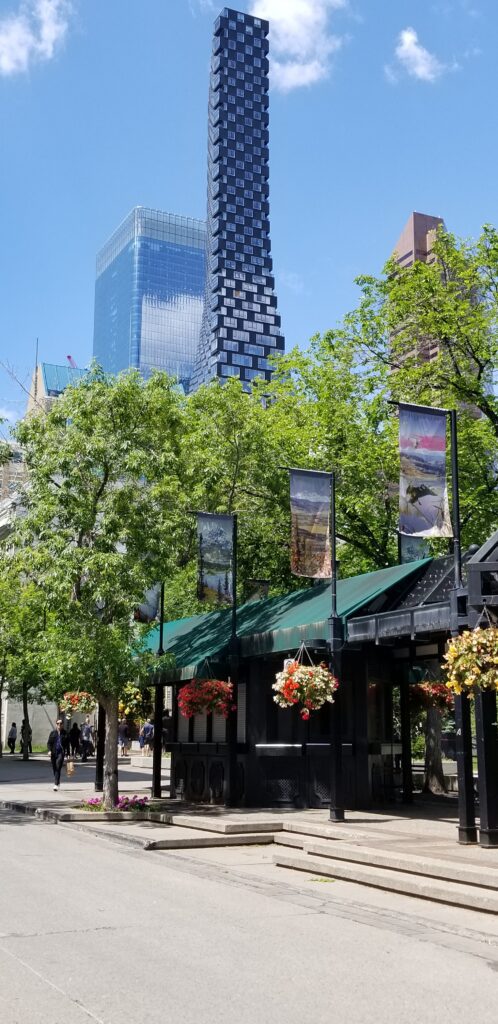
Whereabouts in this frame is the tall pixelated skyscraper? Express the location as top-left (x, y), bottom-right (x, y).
top-left (191, 7), bottom-right (284, 391)
top-left (93, 208), bottom-right (206, 390)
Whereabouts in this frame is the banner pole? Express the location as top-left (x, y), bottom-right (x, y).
top-left (152, 582), bottom-right (165, 800)
top-left (226, 513), bottom-right (239, 807)
top-left (329, 471), bottom-right (344, 822)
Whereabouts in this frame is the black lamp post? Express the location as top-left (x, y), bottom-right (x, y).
top-left (152, 582), bottom-right (165, 800)
top-left (226, 514), bottom-right (239, 807)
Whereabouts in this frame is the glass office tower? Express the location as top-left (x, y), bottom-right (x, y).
top-left (93, 208), bottom-right (206, 390)
top-left (190, 7), bottom-right (284, 391)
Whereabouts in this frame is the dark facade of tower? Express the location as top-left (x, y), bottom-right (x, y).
top-left (190, 7), bottom-right (284, 391)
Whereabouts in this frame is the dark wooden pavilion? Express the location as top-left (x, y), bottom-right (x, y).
top-left (149, 531), bottom-right (498, 847)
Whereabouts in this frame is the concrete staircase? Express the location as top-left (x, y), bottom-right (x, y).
top-left (272, 826), bottom-right (498, 913)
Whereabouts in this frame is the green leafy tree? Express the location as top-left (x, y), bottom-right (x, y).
top-left (12, 368), bottom-right (181, 806)
top-left (261, 337), bottom-right (400, 576)
top-left (340, 225), bottom-right (498, 544)
top-left (0, 567), bottom-right (47, 759)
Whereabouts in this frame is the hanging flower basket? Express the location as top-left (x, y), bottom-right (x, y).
top-left (178, 679), bottom-right (235, 719)
top-left (443, 627), bottom-right (498, 696)
top-left (59, 691), bottom-right (96, 714)
top-left (411, 681), bottom-right (454, 710)
top-left (273, 648), bottom-right (339, 721)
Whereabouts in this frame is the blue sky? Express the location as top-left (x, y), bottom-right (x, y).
top-left (0, 0), bottom-right (495, 427)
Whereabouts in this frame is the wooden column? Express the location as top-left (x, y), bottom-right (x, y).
top-left (454, 693), bottom-right (477, 844)
top-left (399, 679), bottom-right (413, 804)
top-left (329, 686), bottom-right (344, 821)
top-left (152, 683), bottom-right (164, 799)
top-left (352, 661), bottom-right (370, 809)
top-left (475, 689), bottom-right (498, 847)
top-left (170, 684), bottom-right (179, 799)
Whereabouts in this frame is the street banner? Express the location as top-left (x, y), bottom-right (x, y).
top-left (197, 513), bottom-right (234, 606)
top-left (399, 534), bottom-right (430, 564)
top-left (134, 583), bottom-right (161, 623)
top-left (399, 404), bottom-right (453, 538)
top-left (290, 469), bottom-right (332, 578)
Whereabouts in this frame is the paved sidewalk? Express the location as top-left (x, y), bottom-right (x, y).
top-left (0, 752), bottom-right (167, 809)
top-left (0, 752), bottom-right (490, 866)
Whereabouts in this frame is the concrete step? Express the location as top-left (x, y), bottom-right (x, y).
top-left (274, 836), bottom-right (498, 891)
top-left (59, 818), bottom-right (274, 852)
top-left (146, 831), bottom-right (274, 852)
top-left (273, 851), bottom-right (498, 913)
top-left (169, 814), bottom-right (283, 835)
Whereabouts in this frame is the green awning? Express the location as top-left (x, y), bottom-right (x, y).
top-left (145, 559), bottom-right (429, 680)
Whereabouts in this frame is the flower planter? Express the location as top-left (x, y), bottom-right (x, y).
top-left (273, 657), bottom-right (338, 720)
top-left (178, 679), bottom-right (234, 719)
top-left (444, 627), bottom-right (498, 696)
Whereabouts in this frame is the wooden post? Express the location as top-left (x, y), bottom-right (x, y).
top-left (152, 683), bottom-right (164, 799)
top-left (454, 694), bottom-right (477, 843)
top-left (475, 689), bottom-right (498, 847)
top-left (399, 679), bottom-right (413, 804)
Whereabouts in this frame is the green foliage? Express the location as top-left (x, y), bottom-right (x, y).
top-left (343, 225), bottom-right (498, 547)
top-left (261, 337), bottom-right (400, 575)
top-left (12, 368), bottom-right (180, 707)
top-left (0, 564), bottom-right (47, 704)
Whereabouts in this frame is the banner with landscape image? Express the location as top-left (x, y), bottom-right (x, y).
top-left (399, 404), bottom-right (453, 538)
top-left (197, 513), bottom-right (234, 606)
top-left (290, 469), bottom-right (332, 578)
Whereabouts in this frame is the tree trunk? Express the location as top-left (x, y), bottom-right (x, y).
top-left (101, 696), bottom-right (119, 809)
top-left (423, 706), bottom-right (447, 794)
top-left (22, 681), bottom-right (30, 761)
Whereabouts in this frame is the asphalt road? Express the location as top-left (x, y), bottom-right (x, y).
top-left (1, 807), bottom-right (497, 1024)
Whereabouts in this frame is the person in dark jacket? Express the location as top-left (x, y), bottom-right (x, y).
top-left (69, 722), bottom-right (81, 757)
top-left (20, 719), bottom-right (32, 755)
top-left (162, 710), bottom-right (172, 753)
top-left (118, 718), bottom-right (129, 757)
top-left (47, 719), bottom-right (66, 791)
top-left (80, 715), bottom-right (94, 761)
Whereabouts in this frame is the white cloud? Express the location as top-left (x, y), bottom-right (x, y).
top-left (249, 0), bottom-right (347, 92)
top-left (389, 26), bottom-right (449, 83)
top-left (387, 25), bottom-right (461, 83)
top-left (0, 0), bottom-right (70, 77)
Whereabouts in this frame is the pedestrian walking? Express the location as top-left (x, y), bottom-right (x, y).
top-left (141, 718), bottom-right (154, 756)
top-left (47, 719), bottom-right (66, 791)
top-left (69, 722), bottom-right (81, 757)
top-left (80, 715), bottom-right (94, 761)
top-left (162, 709), bottom-right (172, 753)
top-left (20, 719), bottom-right (32, 755)
top-left (7, 722), bottom-right (17, 754)
top-left (118, 717), bottom-right (129, 757)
